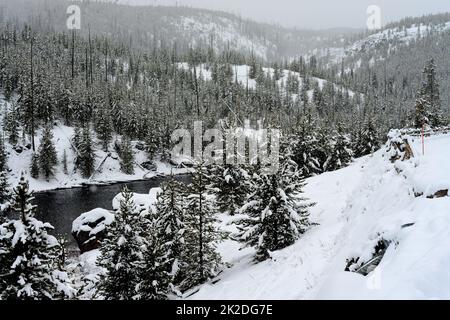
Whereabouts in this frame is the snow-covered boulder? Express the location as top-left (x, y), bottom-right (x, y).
top-left (72, 208), bottom-right (114, 253)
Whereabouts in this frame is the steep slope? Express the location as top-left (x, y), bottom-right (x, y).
top-left (189, 130), bottom-right (450, 299)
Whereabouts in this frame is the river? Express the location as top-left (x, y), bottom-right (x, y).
top-left (32, 175), bottom-right (191, 246)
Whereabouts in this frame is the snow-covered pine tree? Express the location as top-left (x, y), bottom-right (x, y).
top-left (72, 126), bottom-right (82, 151)
top-left (5, 108), bottom-right (19, 146)
top-left (287, 117), bottom-right (321, 177)
top-left (119, 137), bottom-right (135, 175)
top-left (324, 126), bottom-right (353, 171)
top-left (0, 174), bottom-right (74, 300)
top-left (181, 161), bottom-right (225, 290)
top-left (420, 59), bottom-right (443, 127)
top-left (145, 127), bottom-right (159, 161)
top-left (62, 149), bottom-right (68, 175)
top-left (414, 96), bottom-right (431, 128)
top-left (0, 134), bottom-right (7, 173)
top-left (96, 186), bottom-right (144, 300)
top-left (136, 210), bottom-right (172, 300)
top-left (95, 101), bottom-right (113, 151)
top-left (0, 170), bottom-right (11, 211)
top-left (38, 125), bottom-right (58, 179)
top-left (209, 163), bottom-right (251, 215)
top-left (30, 152), bottom-right (40, 179)
top-left (75, 125), bottom-right (95, 178)
top-left (314, 126), bottom-right (333, 173)
top-left (152, 177), bottom-right (187, 286)
top-left (354, 116), bottom-right (380, 158)
top-left (234, 157), bottom-right (314, 261)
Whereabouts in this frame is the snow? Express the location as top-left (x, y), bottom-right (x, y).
top-left (189, 131), bottom-right (450, 300)
top-left (112, 187), bottom-right (161, 213)
top-left (72, 208), bottom-right (114, 236)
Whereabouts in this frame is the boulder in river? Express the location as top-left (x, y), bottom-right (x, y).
top-left (72, 208), bottom-right (114, 253)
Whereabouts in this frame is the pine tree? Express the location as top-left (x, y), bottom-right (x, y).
top-left (234, 158), bottom-right (314, 261)
top-left (96, 101), bottom-right (113, 151)
top-left (181, 162), bottom-right (224, 290)
top-left (0, 134), bottom-right (7, 173)
top-left (314, 126), bottom-right (333, 172)
top-left (414, 96), bottom-right (430, 128)
top-left (96, 186), bottom-right (144, 300)
top-left (30, 152), bottom-right (40, 179)
top-left (4, 105), bottom-right (19, 145)
top-left (0, 170), bottom-right (11, 206)
top-left (324, 127), bottom-right (353, 171)
top-left (209, 163), bottom-right (250, 215)
top-left (354, 117), bottom-right (380, 157)
top-left (136, 213), bottom-right (172, 300)
top-left (420, 59), bottom-right (443, 127)
top-left (288, 118), bottom-right (321, 177)
top-left (145, 127), bottom-right (158, 161)
top-left (0, 174), bottom-right (74, 300)
top-left (119, 138), bottom-right (135, 175)
top-left (75, 126), bottom-right (95, 178)
top-left (38, 126), bottom-right (58, 179)
top-left (152, 177), bottom-right (187, 286)
top-left (62, 149), bottom-right (68, 175)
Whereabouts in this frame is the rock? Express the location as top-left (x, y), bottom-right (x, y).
top-left (135, 141), bottom-right (146, 151)
top-left (385, 130), bottom-right (414, 163)
top-left (427, 189), bottom-right (449, 199)
top-left (345, 239), bottom-right (391, 276)
top-left (72, 208), bottom-right (114, 253)
top-left (112, 188), bottom-right (161, 214)
top-left (170, 156), bottom-right (194, 168)
top-left (13, 145), bottom-right (24, 154)
top-left (141, 160), bottom-right (157, 171)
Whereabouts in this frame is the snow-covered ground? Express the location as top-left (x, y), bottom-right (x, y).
top-left (188, 131), bottom-right (450, 299)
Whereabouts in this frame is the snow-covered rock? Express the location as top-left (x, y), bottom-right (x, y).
top-left (72, 208), bottom-right (114, 253)
top-left (112, 187), bottom-right (161, 214)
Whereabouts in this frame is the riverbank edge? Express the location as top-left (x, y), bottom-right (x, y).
top-left (33, 171), bottom-right (192, 194)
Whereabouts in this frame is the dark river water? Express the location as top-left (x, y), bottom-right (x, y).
top-left (32, 175), bottom-right (191, 246)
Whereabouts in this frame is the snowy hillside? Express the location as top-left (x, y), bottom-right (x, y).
top-left (314, 20), bottom-right (450, 66)
top-left (0, 96), bottom-right (186, 192)
top-left (178, 63), bottom-right (361, 101)
top-left (187, 130), bottom-right (450, 299)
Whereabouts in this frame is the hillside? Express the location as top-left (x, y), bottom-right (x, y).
top-left (185, 129), bottom-right (450, 299)
top-left (0, 95), bottom-right (188, 192)
top-left (0, 0), bottom-right (354, 60)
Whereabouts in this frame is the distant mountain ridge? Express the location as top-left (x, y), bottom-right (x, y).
top-left (0, 0), bottom-right (357, 60)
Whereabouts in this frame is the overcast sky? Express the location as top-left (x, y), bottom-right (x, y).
top-left (114, 0), bottom-right (450, 29)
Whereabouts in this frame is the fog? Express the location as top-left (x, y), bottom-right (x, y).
top-left (115, 0), bottom-right (450, 29)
